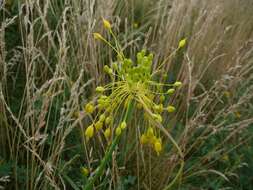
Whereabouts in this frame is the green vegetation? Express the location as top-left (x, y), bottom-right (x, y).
top-left (0, 0), bottom-right (253, 190)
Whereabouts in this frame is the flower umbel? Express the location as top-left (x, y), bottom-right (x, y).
top-left (85, 19), bottom-right (182, 156)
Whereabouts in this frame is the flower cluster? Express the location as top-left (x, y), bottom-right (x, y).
top-left (81, 18), bottom-right (184, 156)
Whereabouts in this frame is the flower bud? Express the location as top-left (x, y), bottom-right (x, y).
top-left (115, 127), bottom-right (122, 136)
top-left (167, 88), bottom-right (175, 95)
top-left (173, 81), bottom-right (182, 88)
top-left (102, 18), bottom-right (111, 30)
top-left (93, 33), bottom-right (103, 40)
top-left (95, 121), bottom-right (103, 130)
top-left (154, 140), bottom-right (162, 155)
top-left (167, 105), bottom-right (176, 113)
top-left (96, 86), bottom-right (105, 93)
top-left (85, 102), bottom-right (95, 114)
top-left (178, 38), bottom-right (186, 48)
top-left (140, 134), bottom-right (148, 144)
top-left (120, 121), bottom-right (127, 130)
top-left (85, 125), bottom-right (94, 140)
top-left (104, 128), bottom-right (111, 139)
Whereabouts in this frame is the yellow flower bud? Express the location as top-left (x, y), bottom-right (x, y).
top-left (147, 127), bottom-right (154, 138)
top-left (167, 105), bottom-right (176, 113)
top-left (104, 128), bottom-right (111, 139)
top-left (115, 127), bottom-right (122, 136)
top-left (159, 95), bottom-right (165, 102)
top-left (120, 121), bottom-right (127, 130)
top-left (84, 102), bottom-right (95, 114)
top-left (149, 135), bottom-right (157, 145)
top-left (96, 86), bottom-right (105, 93)
top-left (167, 88), bottom-right (175, 95)
top-left (102, 18), bottom-right (112, 30)
top-left (104, 65), bottom-right (113, 75)
top-left (93, 33), bottom-right (103, 40)
top-left (154, 141), bottom-right (162, 155)
top-left (81, 167), bottom-right (89, 177)
top-left (154, 104), bottom-right (160, 112)
top-left (140, 134), bottom-right (148, 145)
top-left (99, 114), bottom-right (106, 122)
top-left (178, 38), bottom-right (186, 48)
top-left (105, 116), bottom-right (112, 125)
top-left (173, 81), bottom-right (182, 88)
top-left (85, 125), bottom-right (94, 140)
top-left (153, 114), bottom-right (163, 123)
top-left (95, 121), bottom-right (103, 130)
top-left (154, 104), bottom-right (163, 113)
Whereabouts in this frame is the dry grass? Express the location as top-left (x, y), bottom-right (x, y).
top-left (0, 0), bottom-right (253, 189)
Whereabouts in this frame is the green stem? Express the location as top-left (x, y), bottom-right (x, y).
top-left (83, 101), bottom-right (134, 190)
top-left (83, 136), bottom-right (120, 190)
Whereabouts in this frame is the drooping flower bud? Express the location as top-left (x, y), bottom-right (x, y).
top-left (85, 125), bottom-right (94, 140)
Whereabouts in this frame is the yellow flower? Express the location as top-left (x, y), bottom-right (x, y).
top-left (146, 127), bottom-right (154, 138)
top-left (178, 38), bottom-right (186, 48)
top-left (93, 33), bottom-right (103, 40)
top-left (104, 128), bottom-right (111, 139)
top-left (102, 18), bottom-right (112, 30)
top-left (149, 135), bottom-right (157, 145)
top-left (153, 114), bottom-right (163, 123)
top-left (154, 104), bottom-right (160, 112)
top-left (120, 121), bottom-right (127, 130)
top-left (159, 95), bottom-right (165, 102)
top-left (167, 88), bottom-right (175, 95)
top-left (140, 134), bottom-right (148, 145)
top-left (85, 102), bottom-right (95, 114)
top-left (95, 121), bottom-right (103, 130)
top-left (104, 65), bottom-right (113, 75)
top-left (167, 105), bottom-right (176, 113)
top-left (99, 114), bottom-right (106, 122)
top-left (154, 140), bottom-right (162, 155)
top-left (157, 104), bottom-right (164, 113)
top-left (173, 81), bottom-right (182, 88)
top-left (85, 125), bottom-right (94, 140)
top-left (96, 86), bottom-right (105, 93)
top-left (81, 167), bottom-right (89, 176)
top-left (105, 116), bottom-right (112, 125)
top-left (115, 127), bottom-right (122, 136)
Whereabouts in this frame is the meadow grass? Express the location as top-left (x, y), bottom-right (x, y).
top-left (0, 0), bottom-right (253, 189)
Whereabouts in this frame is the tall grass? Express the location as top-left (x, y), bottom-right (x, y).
top-left (0, 0), bottom-right (253, 189)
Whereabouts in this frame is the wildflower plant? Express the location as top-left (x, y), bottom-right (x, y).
top-left (82, 18), bottom-right (186, 190)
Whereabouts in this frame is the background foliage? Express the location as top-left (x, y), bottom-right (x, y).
top-left (0, 0), bottom-right (253, 189)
